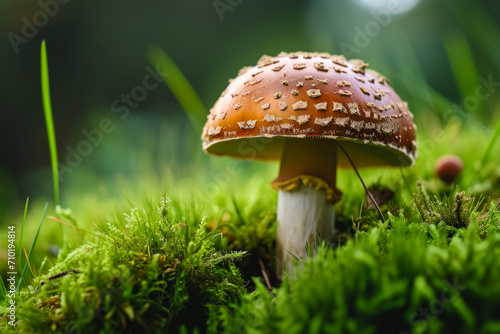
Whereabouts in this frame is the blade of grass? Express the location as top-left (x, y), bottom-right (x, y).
top-left (47, 215), bottom-right (100, 236)
top-left (41, 40), bottom-right (60, 207)
top-left (23, 246), bottom-right (37, 278)
top-left (481, 117), bottom-right (500, 165)
top-left (0, 274), bottom-right (7, 299)
top-left (18, 197), bottom-right (29, 273)
top-left (448, 2), bottom-right (500, 73)
top-left (17, 202), bottom-right (48, 291)
top-left (444, 32), bottom-right (480, 113)
top-left (147, 47), bottom-right (207, 132)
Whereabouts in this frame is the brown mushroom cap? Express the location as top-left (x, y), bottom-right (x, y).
top-left (202, 52), bottom-right (417, 168)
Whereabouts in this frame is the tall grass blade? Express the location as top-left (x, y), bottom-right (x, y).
top-left (147, 47), bottom-right (207, 132)
top-left (41, 40), bottom-right (60, 207)
top-left (17, 202), bottom-right (48, 291)
top-left (18, 197), bottom-right (29, 272)
top-left (47, 215), bottom-right (99, 236)
top-left (0, 274), bottom-right (7, 300)
top-left (481, 117), bottom-right (500, 165)
top-left (444, 32), bottom-right (479, 110)
top-left (23, 246), bottom-right (37, 278)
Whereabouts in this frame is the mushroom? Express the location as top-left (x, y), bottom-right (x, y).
top-left (202, 52), bottom-right (417, 279)
top-left (435, 154), bottom-right (463, 184)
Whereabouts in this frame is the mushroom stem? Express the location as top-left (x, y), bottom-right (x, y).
top-left (276, 185), bottom-right (335, 279)
top-left (272, 139), bottom-right (339, 280)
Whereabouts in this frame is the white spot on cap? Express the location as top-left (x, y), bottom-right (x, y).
top-left (261, 103), bottom-right (271, 110)
top-left (322, 130), bottom-right (337, 136)
top-left (315, 116), bottom-right (333, 126)
top-left (315, 102), bottom-right (328, 111)
top-left (272, 64), bottom-right (285, 72)
top-left (336, 81), bottom-right (351, 87)
top-left (273, 92), bottom-right (282, 99)
top-left (293, 63), bottom-right (307, 70)
top-left (242, 91), bottom-right (251, 95)
top-left (252, 70), bottom-right (263, 77)
top-left (292, 100), bottom-right (308, 110)
top-left (224, 131), bottom-right (237, 139)
top-left (363, 110), bottom-right (371, 118)
top-left (336, 90), bottom-right (352, 96)
top-left (350, 120), bottom-right (364, 131)
top-left (331, 55), bottom-right (347, 67)
top-left (296, 115), bottom-right (310, 125)
top-left (291, 90), bottom-right (299, 96)
top-left (318, 79), bottom-right (328, 84)
top-left (238, 120), bottom-right (257, 129)
top-left (259, 125), bottom-right (281, 135)
top-left (380, 123), bottom-right (395, 134)
top-left (245, 78), bottom-right (263, 86)
top-left (208, 126), bottom-right (222, 135)
top-left (254, 97), bottom-right (264, 103)
top-left (360, 87), bottom-right (370, 95)
top-left (355, 77), bottom-right (366, 83)
top-left (220, 110), bottom-right (227, 119)
top-left (304, 76), bottom-right (313, 80)
top-left (334, 117), bottom-right (350, 126)
top-left (257, 56), bottom-right (279, 68)
top-left (307, 89), bottom-right (321, 98)
top-left (263, 114), bottom-right (282, 122)
top-left (282, 80), bottom-right (289, 86)
top-left (364, 122), bottom-right (376, 129)
top-left (279, 102), bottom-right (288, 111)
top-left (280, 123), bottom-right (294, 129)
top-left (333, 102), bottom-right (347, 113)
top-left (293, 128), bottom-right (314, 135)
top-left (314, 62), bottom-right (328, 72)
top-left (234, 103), bottom-right (242, 110)
top-left (297, 82), bottom-right (304, 87)
top-left (333, 67), bottom-right (347, 73)
top-left (347, 102), bottom-right (361, 115)
top-left (231, 93), bottom-right (239, 98)
top-left (350, 59), bottom-right (369, 74)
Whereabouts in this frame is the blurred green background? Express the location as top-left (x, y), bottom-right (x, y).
top-left (1, 0), bottom-right (500, 222)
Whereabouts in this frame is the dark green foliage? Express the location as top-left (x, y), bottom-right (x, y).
top-left (209, 203), bottom-right (500, 334)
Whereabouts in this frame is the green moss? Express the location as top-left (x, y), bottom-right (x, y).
top-left (2, 196), bottom-right (246, 333)
top-left (209, 203), bottom-right (500, 334)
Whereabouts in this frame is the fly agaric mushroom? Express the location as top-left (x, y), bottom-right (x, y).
top-left (202, 52), bottom-right (417, 279)
top-left (435, 154), bottom-right (463, 184)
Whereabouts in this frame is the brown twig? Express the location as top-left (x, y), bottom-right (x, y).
top-left (258, 258), bottom-right (274, 297)
top-left (41, 269), bottom-right (80, 286)
top-left (334, 140), bottom-right (386, 223)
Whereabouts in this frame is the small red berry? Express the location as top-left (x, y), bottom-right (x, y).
top-left (435, 154), bottom-right (464, 184)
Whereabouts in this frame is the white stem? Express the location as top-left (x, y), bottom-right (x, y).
top-left (276, 184), bottom-right (335, 280)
